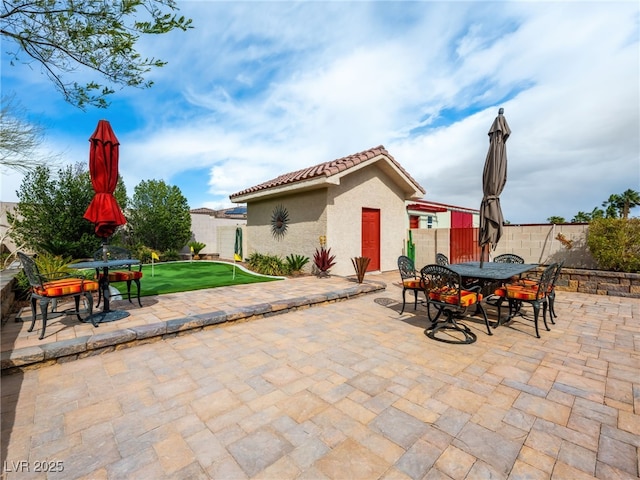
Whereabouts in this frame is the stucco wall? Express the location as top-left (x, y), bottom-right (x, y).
top-left (327, 165), bottom-right (407, 276)
top-left (410, 223), bottom-right (596, 269)
top-left (244, 190), bottom-right (328, 271)
top-left (190, 214), bottom-right (246, 256)
top-left (217, 225), bottom-right (247, 260)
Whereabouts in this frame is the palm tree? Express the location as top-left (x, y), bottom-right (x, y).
top-left (602, 194), bottom-right (622, 218)
top-left (619, 189), bottom-right (640, 219)
top-left (547, 216), bottom-right (565, 224)
top-left (590, 207), bottom-right (605, 219)
top-left (571, 212), bottom-right (591, 223)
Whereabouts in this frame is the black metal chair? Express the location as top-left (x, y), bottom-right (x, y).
top-left (495, 263), bottom-right (556, 338)
top-left (515, 261), bottom-right (564, 323)
top-left (420, 264), bottom-right (491, 344)
top-left (93, 246), bottom-right (143, 307)
top-left (435, 253), bottom-right (449, 266)
top-left (17, 252), bottom-right (99, 339)
top-left (547, 261), bottom-right (564, 321)
top-left (493, 253), bottom-right (524, 264)
top-left (397, 255), bottom-right (423, 314)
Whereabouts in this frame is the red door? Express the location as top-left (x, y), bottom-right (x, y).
top-left (361, 208), bottom-right (380, 271)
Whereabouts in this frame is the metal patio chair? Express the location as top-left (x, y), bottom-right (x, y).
top-left (495, 263), bottom-right (556, 338)
top-left (420, 264), bottom-right (491, 344)
top-left (17, 252), bottom-right (99, 339)
top-left (397, 255), bottom-right (423, 314)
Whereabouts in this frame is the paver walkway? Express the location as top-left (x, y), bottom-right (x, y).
top-left (1, 271), bottom-right (639, 479)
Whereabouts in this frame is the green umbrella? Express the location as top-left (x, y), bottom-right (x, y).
top-left (233, 227), bottom-right (243, 279)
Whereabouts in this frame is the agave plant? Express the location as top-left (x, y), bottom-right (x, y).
top-left (286, 254), bottom-right (310, 274)
top-left (313, 247), bottom-right (336, 277)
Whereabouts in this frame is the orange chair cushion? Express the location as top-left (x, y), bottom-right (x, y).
top-left (101, 270), bottom-right (143, 282)
top-left (429, 288), bottom-right (482, 307)
top-left (403, 279), bottom-right (424, 289)
top-left (505, 285), bottom-right (544, 301)
top-left (516, 279), bottom-right (554, 294)
top-left (34, 278), bottom-right (99, 297)
top-left (494, 286), bottom-right (507, 297)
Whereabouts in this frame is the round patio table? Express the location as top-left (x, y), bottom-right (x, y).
top-left (69, 258), bottom-right (141, 323)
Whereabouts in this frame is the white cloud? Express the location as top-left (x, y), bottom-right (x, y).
top-left (2, 1), bottom-right (638, 222)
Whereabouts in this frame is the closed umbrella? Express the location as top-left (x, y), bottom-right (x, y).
top-left (479, 108), bottom-right (510, 266)
top-left (82, 119), bottom-right (128, 322)
top-left (233, 226), bottom-right (243, 279)
top-left (83, 119), bottom-right (126, 241)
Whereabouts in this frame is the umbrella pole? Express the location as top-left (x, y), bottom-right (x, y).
top-left (480, 244), bottom-right (487, 268)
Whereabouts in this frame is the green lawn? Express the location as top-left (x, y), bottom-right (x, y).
top-left (109, 261), bottom-right (282, 297)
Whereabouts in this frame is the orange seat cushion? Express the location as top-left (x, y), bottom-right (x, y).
top-left (34, 278), bottom-right (99, 297)
top-left (403, 279), bottom-right (424, 289)
top-left (429, 288), bottom-right (481, 307)
top-left (101, 270), bottom-right (143, 282)
top-left (506, 285), bottom-right (544, 301)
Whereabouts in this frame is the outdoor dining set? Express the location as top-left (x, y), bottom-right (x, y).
top-left (398, 253), bottom-right (564, 344)
top-left (16, 245), bottom-right (143, 340)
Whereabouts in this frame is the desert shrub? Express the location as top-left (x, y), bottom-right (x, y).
top-left (162, 249), bottom-right (182, 262)
top-left (247, 252), bottom-right (289, 276)
top-left (132, 245), bottom-right (155, 264)
top-left (587, 218), bottom-right (640, 272)
top-left (285, 254), bottom-right (310, 274)
top-left (313, 247), bottom-right (336, 276)
top-left (188, 241), bottom-right (206, 255)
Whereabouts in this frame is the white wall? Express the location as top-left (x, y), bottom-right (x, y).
top-left (189, 213), bottom-right (246, 255)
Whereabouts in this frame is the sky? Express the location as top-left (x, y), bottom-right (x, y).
top-left (1, 1), bottom-right (639, 224)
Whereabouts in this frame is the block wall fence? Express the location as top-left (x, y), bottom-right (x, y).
top-left (410, 223), bottom-right (640, 298)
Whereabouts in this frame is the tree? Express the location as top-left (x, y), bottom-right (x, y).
top-left (0, 94), bottom-right (60, 173)
top-left (128, 179), bottom-right (191, 252)
top-left (7, 163), bottom-right (128, 258)
top-left (547, 216), bottom-right (565, 224)
top-left (1, 1), bottom-right (192, 109)
top-left (590, 207), bottom-right (605, 220)
top-left (618, 189), bottom-right (640, 219)
top-left (571, 212), bottom-right (591, 223)
top-left (587, 218), bottom-right (640, 272)
top-left (602, 194), bottom-right (622, 218)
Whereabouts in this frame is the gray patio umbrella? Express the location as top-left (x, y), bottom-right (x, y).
top-left (479, 108), bottom-right (511, 267)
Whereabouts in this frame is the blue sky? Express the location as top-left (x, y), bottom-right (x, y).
top-left (2, 1), bottom-right (639, 223)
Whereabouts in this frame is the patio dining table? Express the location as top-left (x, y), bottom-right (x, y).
top-left (69, 258), bottom-right (141, 323)
top-left (447, 261), bottom-right (539, 325)
top-left (447, 261), bottom-right (539, 285)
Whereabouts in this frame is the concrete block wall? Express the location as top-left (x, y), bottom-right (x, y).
top-left (410, 224), bottom-right (596, 269)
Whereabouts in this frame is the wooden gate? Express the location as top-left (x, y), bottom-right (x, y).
top-left (450, 227), bottom-right (482, 263)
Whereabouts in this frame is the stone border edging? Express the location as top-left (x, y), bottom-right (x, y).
top-left (1, 280), bottom-right (385, 374)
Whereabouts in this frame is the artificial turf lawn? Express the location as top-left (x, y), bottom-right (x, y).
top-left (109, 261), bottom-right (281, 297)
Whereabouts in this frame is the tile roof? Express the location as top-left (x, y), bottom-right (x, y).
top-left (190, 207), bottom-right (217, 215)
top-left (230, 145), bottom-right (424, 199)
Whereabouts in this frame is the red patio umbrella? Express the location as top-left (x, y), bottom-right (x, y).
top-left (83, 120), bottom-right (127, 238)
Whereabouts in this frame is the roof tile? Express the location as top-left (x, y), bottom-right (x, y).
top-left (230, 145), bottom-right (424, 198)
